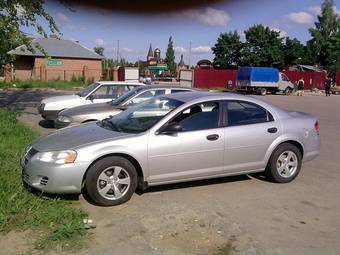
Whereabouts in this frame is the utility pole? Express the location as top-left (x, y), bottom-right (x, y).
top-left (116, 39), bottom-right (120, 64)
top-left (188, 41), bottom-right (192, 68)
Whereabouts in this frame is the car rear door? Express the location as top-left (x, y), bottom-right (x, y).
top-left (147, 101), bottom-right (225, 184)
top-left (223, 100), bottom-right (281, 173)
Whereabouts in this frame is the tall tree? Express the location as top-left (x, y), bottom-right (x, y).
top-left (241, 25), bottom-right (284, 67)
top-left (309, 0), bottom-right (340, 73)
top-left (212, 31), bottom-right (243, 69)
top-left (283, 37), bottom-right (305, 66)
top-left (94, 46), bottom-right (104, 56)
top-left (165, 36), bottom-right (176, 76)
top-left (0, 0), bottom-right (59, 67)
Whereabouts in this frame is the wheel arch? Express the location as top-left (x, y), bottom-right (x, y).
top-left (82, 153), bottom-right (145, 190)
top-left (265, 139), bottom-right (304, 165)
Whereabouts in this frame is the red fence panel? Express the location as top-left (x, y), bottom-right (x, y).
top-left (193, 69), bottom-right (238, 89)
top-left (282, 70), bottom-right (325, 90)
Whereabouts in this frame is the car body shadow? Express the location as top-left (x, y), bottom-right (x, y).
top-left (139, 174), bottom-right (252, 195)
top-left (39, 119), bottom-right (55, 129)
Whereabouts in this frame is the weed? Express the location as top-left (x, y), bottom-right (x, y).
top-left (0, 109), bottom-right (90, 252)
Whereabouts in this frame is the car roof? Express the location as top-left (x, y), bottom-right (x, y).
top-left (162, 91), bottom-right (289, 117)
top-left (96, 81), bottom-right (145, 86)
top-left (140, 85), bottom-right (196, 90)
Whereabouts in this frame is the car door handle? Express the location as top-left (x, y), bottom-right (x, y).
top-left (206, 134), bottom-right (219, 141)
top-left (267, 127), bottom-right (278, 133)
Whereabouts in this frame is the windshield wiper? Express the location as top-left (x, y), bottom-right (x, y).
top-left (99, 118), bottom-right (119, 132)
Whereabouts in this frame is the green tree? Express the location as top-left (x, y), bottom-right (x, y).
top-left (309, 0), bottom-right (340, 73)
top-left (212, 31), bottom-right (243, 69)
top-left (94, 46), bottom-right (104, 56)
top-left (283, 37), bottom-right (305, 66)
top-left (0, 0), bottom-right (59, 67)
top-left (165, 36), bottom-right (176, 76)
top-left (241, 25), bottom-right (284, 67)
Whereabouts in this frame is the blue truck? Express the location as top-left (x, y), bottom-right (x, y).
top-left (237, 67), bottom-right (294, 95)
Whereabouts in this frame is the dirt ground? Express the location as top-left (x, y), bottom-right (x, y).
top-left (1, 89), bottom-right (339, 255)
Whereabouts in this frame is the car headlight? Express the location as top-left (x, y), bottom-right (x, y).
top-left (37, 150), bottom-right (77, 164)
top-left (57, 115), bottom-right (71, 123)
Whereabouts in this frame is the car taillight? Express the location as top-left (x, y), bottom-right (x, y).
top-left (314, 121), bottom-right (320, 135)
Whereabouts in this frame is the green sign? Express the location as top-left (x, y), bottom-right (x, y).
top-left (47, 59), bottom-right (63, 66)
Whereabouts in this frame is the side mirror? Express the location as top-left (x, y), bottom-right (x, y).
top-left (87, 94), bottom-right (95, 101)
top-left (157, 122), bottom-right (182, 135)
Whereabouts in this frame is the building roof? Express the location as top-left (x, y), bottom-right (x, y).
top-left (8, 37), bottom-right (103, 60)
top-left (147, 43), bottom-right (153, 59)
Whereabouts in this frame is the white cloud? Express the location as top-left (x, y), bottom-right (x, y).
top-left (307, 6), bottom-right (321, 16)
top-left (174, 46), bottom-right (186, 54)
top-left (57, 12), bottom-right (69, 23)
top-left (191, 46), bottom-right (212, 54)
top-left (94, 38), bottom-right (104, 46)
top-left (285, 11), bottom-right (314, 25)
top-left (178, 7), bottom-right (230, 27)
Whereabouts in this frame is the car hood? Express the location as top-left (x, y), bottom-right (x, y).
top-left (42, 94), bottom-right (81, 104)
top-left (60, 102), bottom-right (120, 116)
top-left (32, 123), bottom-right (131, 151)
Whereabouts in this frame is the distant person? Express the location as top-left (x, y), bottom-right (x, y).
top-left (297, 78), bottom-right (304, 96)
top-left (325, 76), bottom-right (332, 96)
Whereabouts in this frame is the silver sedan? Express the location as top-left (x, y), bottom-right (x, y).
top-left (22, 92), bottom-right (320, 206)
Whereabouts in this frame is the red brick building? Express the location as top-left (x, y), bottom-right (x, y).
top-left (6, 36), bottom-right (103, 81)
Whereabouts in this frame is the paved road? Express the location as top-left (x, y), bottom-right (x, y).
top-left (1, 89), bottom-right (339, 255)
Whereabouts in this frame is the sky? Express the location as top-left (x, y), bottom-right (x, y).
top-left (25, 0), bottom-right (340, 65)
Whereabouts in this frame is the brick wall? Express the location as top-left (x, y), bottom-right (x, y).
top-left (12, 56), bottom-right (102, 81)
top-left (34, 57), bottom-right (101, 81)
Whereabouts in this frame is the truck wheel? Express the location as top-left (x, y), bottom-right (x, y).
top-left (284, 87), bottom-right (292, 95)
top-left (85, 156), bottom-right (138, 206)
top-left (260, 88), bottom-right (267, 96)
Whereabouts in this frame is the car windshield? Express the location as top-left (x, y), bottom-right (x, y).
top-left (99, 97), bottom-right (184, 133)
top-left (111, 86), bottom-right (145, 106)
top-left (77, 83), bottom-right (99, 97)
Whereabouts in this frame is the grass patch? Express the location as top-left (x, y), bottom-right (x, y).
top-left (0, 108), bottom-right (90, 251)
top-left (0, 80), bottom-right (86, 90)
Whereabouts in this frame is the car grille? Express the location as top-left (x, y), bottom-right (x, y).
top-left (40, 176), bottom-right (49, 186)
top-left (38, 103), bottom-right (45, 113)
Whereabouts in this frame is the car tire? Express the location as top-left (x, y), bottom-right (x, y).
top-left (85, 156), bottom-right (138, 206)
top-left (265, 143), bottom-right (302, 183)
top-left (284, 87), bottom-right (292, 95)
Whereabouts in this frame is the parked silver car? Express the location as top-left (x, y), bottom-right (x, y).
top-left (55, 85), bottom-right (195, 128)
top-left (38, 81), bottom-right (144, 121)
top-left (22, 92), bottom-right (320, 206)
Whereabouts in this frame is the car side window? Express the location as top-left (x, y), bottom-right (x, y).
top-left (170, 89), bottom-right (190, 93)
top-left (91, 85), bottom-right (133, 99)
top-left (90, 85), bottom-right (111, 99)
top-left (127, 89), bottom-right (166, 105)
top-left (226, 101), bottom-right (274, 126)
top-left (170, 101), bottom-right (220, 132)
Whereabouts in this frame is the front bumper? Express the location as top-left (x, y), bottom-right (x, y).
top-left (55, 119), bottom-right (72, 129)
top-left (40, 109), bottom-right (60, 121)
top-left (21, 150), bottom-right (89, 194)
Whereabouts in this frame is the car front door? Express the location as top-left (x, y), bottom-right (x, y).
top-left (223, 100), bottom-right (281, 173)
top-left (147, 101), bottom-right (225, 184)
